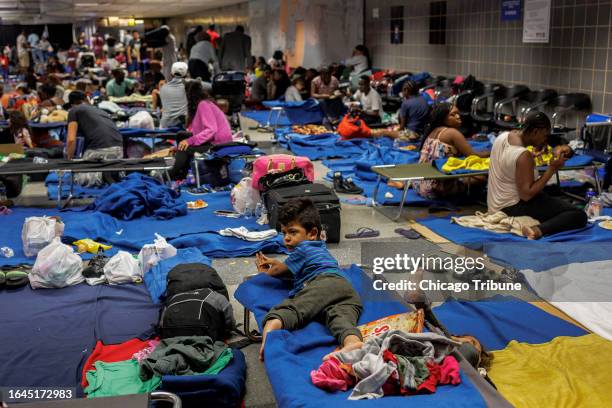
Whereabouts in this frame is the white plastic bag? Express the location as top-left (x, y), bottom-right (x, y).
top-left (231, 177), bottom-right (261, 215)
top-left (104, 251), bottom-right (142, 284)
top-left (29, 237), bottom-right (83, 289)
top-left (128, 110), bottom-right (155, 130)
top-left (22, 216), bottom-right (65, 257)
top-left (138, 233), bottom-right (177, 274)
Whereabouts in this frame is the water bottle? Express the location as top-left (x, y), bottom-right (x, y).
top-left (186, 169), bottom-right (196, 186)
top-left (0, 183), bottom-right (7, 202)
top-left (255, 202), bottom-right (263, 219)
top-left (33, 156), bottom-right (48, 164)
top-left (585, 188), bottom-right (596, 202)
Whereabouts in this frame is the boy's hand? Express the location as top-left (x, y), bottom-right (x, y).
top-left (256, 252), bottom-right (275, 273)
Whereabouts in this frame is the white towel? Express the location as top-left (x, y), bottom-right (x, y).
top-left (219, 226), bottom-right (278, 241)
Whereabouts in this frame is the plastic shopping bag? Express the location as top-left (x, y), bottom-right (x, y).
top-left (29, 237), bottom-right (83, 289)
top-left (138, 233), bottom-right (177, 274)
top-left (231, 177), bottom-right (260, 215)
top-left (22, 216), bottom-right (65, 257)
top-left (104, 251), bottom-right (142, 284)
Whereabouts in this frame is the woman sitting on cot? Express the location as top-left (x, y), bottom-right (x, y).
top-left (168, 80), bottom-right (232, 180)
top-left (406, 103), bottom-right (489, 197)
top-left (487, 111), bottom-right (586, 239)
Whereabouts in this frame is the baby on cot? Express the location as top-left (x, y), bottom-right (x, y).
top-left (255, 198), bottom-right (364, 361)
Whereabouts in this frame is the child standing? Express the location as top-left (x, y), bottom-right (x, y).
top-left (256, 198), bottom-right (363, 361)
top-left (8, 110), bottom-right (33, 148)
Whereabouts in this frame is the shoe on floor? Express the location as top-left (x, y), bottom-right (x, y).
top-left (333, 172), bottom-right (363, 194)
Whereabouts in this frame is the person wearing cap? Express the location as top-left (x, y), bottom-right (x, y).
top-left (65, 90), bottom-right (123, 186)
top-left (158, 61), bottom-right (188, 128)
top-left (106, 68), bottom-right (137, 97)
top-left (487, 111), bottom-right (587, 239)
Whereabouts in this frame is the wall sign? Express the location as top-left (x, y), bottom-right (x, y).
top-left (523, 0), bottom-right (551, 43)
top-left (501, 0), bottom-right (521, 21)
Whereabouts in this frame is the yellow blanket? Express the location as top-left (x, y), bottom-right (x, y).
top-left (441, 155), bottom-right (490, 172)
top-left (526, 145), bottom-right (553, 166)
top-left (488, 334), bottom-right (612, 407)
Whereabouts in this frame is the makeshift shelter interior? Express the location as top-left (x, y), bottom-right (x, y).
top-left (1, 0), bottom-right (612, 407)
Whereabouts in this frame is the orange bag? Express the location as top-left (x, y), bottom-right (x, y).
top-left (337, 113), bottom-right (372, 140)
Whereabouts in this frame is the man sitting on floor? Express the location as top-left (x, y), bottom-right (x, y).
top-left (351, 75), bottom-right (383, 126)
top-left (398, 80), bottom-right (430, 141)
top-left (65, 90), bottom-right (124, 186)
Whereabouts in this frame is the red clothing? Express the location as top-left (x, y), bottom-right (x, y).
top-left (439, 356), bottom-right (461, 385)
top-left (416, 361), bottom-right (441, 394)
top-left (207, 29), bottom-right (220, 49)
top-left (81, 339), bottom-right (150, 388)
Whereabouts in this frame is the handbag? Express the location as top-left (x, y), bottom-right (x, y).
top-left (258, 167), bottom-right (310, 192)
top-left (251, 154), bottom-right (314, 190)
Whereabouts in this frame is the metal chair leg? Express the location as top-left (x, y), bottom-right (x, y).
top-left (393, 182), bottom-right (410, 221)
top-left (151, 391), bottom-right (182, 408)
top-left (242, 273), bottom-right (262, 342)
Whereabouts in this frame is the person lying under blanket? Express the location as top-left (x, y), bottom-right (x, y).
top-left (255, 198), bottom-right (364, 361)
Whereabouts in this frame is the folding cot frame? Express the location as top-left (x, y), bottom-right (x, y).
top-left (239, 270), bottom-right (514, 408)
top-left (0, 158), bottom-right (173, 208)
top-left (370, 162), bottom-right (603, 221)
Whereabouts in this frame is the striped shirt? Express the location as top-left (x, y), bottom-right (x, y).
top-left (284, 240), bottom-right (347, 296)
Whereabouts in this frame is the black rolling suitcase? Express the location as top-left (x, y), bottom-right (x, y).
top-left (265, 183), bottom-right (341, 243)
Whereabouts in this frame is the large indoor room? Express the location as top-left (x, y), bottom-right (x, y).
top-left (1, 0), bottom-right (611, 407)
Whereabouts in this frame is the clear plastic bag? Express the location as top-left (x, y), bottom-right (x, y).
top-left (138, 233), bottom-right (177, 274)
top-left (29, 237), bottom-right (83, 289)
top-left (128, 110), bottom-right (155, 130)
top-left (104, 251), bottom-right (142, 284)
top-left (22, 216), bottom-right (65, 257)
top-left (231, 177), bottom-right (261, 215)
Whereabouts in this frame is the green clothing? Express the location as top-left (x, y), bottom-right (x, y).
top-left (106, 78), bottom-right (136, 97)
top-left (202, 347), bottom-right (233, 375)
top-left (85, 360), bottom-right (161, 398)
top-left (395, 355), bottom-right (430, 390)
top-left (140, 336), bottom-right (229, 380)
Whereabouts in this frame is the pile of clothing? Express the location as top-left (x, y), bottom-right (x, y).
top-left (84, 173), bottom-right (187, 220)
top-left (83, 262), bottom-right (236, 398)
top-left (311, 330), bottom-right (461, 400)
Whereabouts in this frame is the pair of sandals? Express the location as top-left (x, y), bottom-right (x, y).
top-left (333, 172), bottom-right (364, 195)
top-left (344, 227), bottom-right (423, 240)
top-left (0, 266), bottom-right (30, 288)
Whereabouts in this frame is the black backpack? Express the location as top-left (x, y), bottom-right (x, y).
top-left (159, 288), bottom-right (227, 341)
top-left (166, 263), bottom-right (229, 300)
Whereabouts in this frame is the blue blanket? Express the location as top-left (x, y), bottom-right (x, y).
top-left (418, 209), bottom-right (612, 247)
top-left (119, 126), bottom-right (181, 137)
top-left (0, 283), bottom-right (159, 393)
top-left (263, 99), bottom-right (323, 125)
top-left (433, 296), bottom-right (587, 351)
top-left (161, 348), bottom-right (246, 408)
top-left (83, 173), bottom-right (187, 220)
top-left (434, 154), bottom-right (595, 175)
top-left (0, 191), bottom-right (287, 266)
top-left (235, 266), bottom-right (487, 408)
top-left (287, 133), bottom-right (373, 160)
top-left (242, 110), bottom-right (292, 126)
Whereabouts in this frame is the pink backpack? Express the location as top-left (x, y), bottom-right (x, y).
top-left (251, 154), bottom-right (314, 190)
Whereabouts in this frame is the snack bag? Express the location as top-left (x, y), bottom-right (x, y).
top-left (73, 238), bottom-right (112, 254)
top-left (357, 310), bottom-right (425, 341)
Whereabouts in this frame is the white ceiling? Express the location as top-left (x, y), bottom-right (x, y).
top-left (0, 0), bottom-right (246, 24)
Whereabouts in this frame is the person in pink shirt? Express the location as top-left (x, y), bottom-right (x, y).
top-left (169, 80), bottom-right (232, 180)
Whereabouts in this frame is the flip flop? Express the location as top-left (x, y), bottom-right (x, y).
top-left (345, 227), bottom-right (380, 239)
top-left (4, 270), bottom-right (29, 288)
top-left (394, 227), bottom-right (421, 239)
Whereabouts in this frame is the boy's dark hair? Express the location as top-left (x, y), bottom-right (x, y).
top-left (279, 198), bottom-right (322, 237)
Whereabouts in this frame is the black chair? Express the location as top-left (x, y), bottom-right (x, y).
top-left (550, 93), bottom-right (592, 130)
top-left (455, 80), bottom-right (485, 135)
top-left (492, 85), bottom-right (531, 129)
top-left (470, 83), bottom-right (506, 124)
top-left (519, 89), bottom-right (558, 121)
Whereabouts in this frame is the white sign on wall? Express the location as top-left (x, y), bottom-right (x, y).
top-left (523, 0), bottom-right (551, 43)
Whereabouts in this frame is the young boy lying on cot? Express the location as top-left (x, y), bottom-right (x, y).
top-left (255, 198), bottom-right (364, 361)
